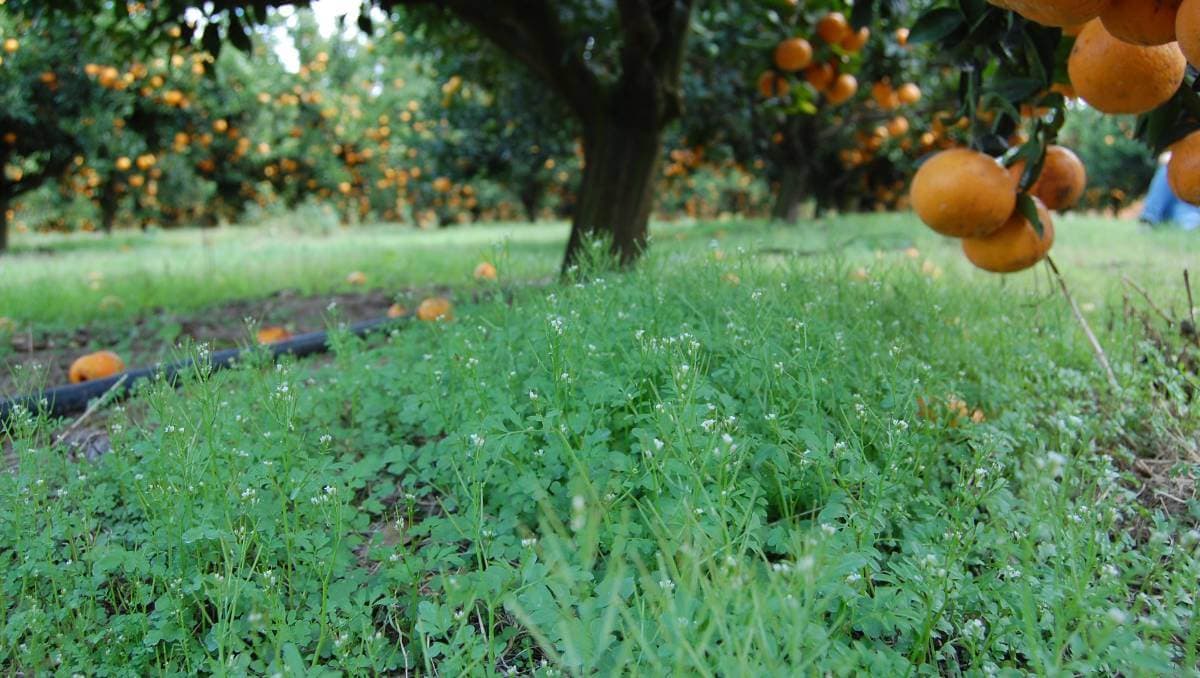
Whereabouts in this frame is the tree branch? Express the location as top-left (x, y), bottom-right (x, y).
top-left (394, 0), bottom-right (602, 120)
top-left (644, 0), bottom-right (696, 124)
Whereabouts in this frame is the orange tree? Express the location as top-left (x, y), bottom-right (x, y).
top-left (0, 10), bottom-right (102, 250)
top-left (679, 2), bottom-right (957, 223)
top-left (901, 0), bottom-right (1200, 275)
top-left (386, 28), bottom-right (583, 225)
top-left (25, 0), bottom-right (697, 269)
top-left (4, 5), bottom-right (300, 237)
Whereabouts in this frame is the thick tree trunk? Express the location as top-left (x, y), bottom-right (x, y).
top-left (99, 178), bottom-right (118, 234)
top-left (519, 179), bottom-right (544, 223)
top-left (0, 194), bottom-right (8, 253)
top-left (561, 118), bottom-right (662, 271)
top-left (771, 164), bottom-right (809, 224)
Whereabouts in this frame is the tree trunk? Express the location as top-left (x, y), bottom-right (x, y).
top-left (561, 118), bottom-right (662, 271)
top-left (0, 193), bottom-right (8, 253)
top-left (771, 164), bottom-right (809, 224)
top-left (99, 178), bottom-right (118, 234)
top-left (519, 178), bottom-right (544, 223)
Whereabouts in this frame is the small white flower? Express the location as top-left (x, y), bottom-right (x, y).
top-left (528, 390), bottom-right (539, 401)
top-left (319, 434), bottom-right (332, 445)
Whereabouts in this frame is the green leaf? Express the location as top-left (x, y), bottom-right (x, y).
top-left (849, 1), bottom-right (874, 30)
top-left (282, 643), bottom-right (306, 676)
top-left (985, 76), bottom-right (1042, 103)
top-left (202, 23), bottom-right (222, 58)
top-left (908, 8), bottom-right (965, 46)
top-left (1016, 193), bottom-right (1045, 238)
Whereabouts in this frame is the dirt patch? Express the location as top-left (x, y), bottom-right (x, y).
top-left (1, 279), bottom-right (549, 399)
top-left (0, 286), bottom-right (438, 397)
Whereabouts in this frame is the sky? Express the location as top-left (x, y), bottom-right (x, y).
top-left (271, 0), bottom-right (363, 72)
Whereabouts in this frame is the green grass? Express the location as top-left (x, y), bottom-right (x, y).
top-left (0, 221), bottom-right (569, 329)
top-left (1, 215), bottom-right (1198, 674)
top-left (3, 214), bottom-right (1197, 331)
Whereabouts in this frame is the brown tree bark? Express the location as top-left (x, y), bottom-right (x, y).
top-left (771, 164), bottom-right (810, 224)
top-left (99, 177), bottom-right (119, 234)
top-left (770, 115), bottom-right (818, 224)
top-left (0, 192), bottom-right (8, 253)
top-left (433, 0), bottom-right (695, 271)
top-left (562, 119), bottom-right (662, 270)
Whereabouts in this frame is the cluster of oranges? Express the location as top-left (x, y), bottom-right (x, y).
top-left (911, 144), bottom-right (1085, 273)
top-left (910, 0), bottom-right (1200, 274)
top-left (994, 1), bottom-right (1200, 207)
top-left (759, 12), bottom-right (870, 106)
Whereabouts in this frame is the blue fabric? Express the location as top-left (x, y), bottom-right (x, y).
top-left (1141, 164), bottom-right (1200, 230)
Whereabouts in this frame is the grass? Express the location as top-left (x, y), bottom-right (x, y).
top-left (3, 213), bottom-right (1197, 331)
top-left (0, 220), bottom-right (567, 329)
top-left (1, 214), bottom-right (1198, 674)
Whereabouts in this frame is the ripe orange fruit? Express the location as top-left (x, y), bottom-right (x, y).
top-left (68, 351), bottom-right (126, 384)
top-left (1007, 145), bottom-right (1088, 210)
top-left (887, 116), bottom-right (910, 137)
top-left (911, 148), bottom-right (1017, 238)
top-left (825, 74), bottom-right (858, 105)
top-left (895, 27), bottom-right (910, 46)
top-left (816, 12), bottom-right (850, 43)
top-left (871, 80), bottom-right (899, 110)
top-left (256, 326), bottom-right (292, 344)
top-left (386, 303), bottom-right (407, 318)
top-left (1178, 0), bottom-right (1200, 66)
top-left (1067, 20), bottom-right (1186, 114)
top-left (774, 37), bottom-right (813, 72)
top-left (757, 70), bottom-right (790, 98)
top-left (417, 297), bottom-right (453, 322)
top-left (840, 27), bottom-right (870, 52)
top-left (346, 271), bottom-right (367, 285)
top-left (897, 83), bottom-right (922, 104)
top-left (962, 198), bottom-right (1055, 273)
top-left (3, 38), bottom-right (18, 53)
top-left (473, 262), bottom-right (498, 281)
top-left (991, 0), bottom-right (1106, 27)
top-left (1101, 0), bottom-right (1181, 45)
top-left (803, 62), bottom-right (835, 91)
top-left (115, 157), bottom-right (132, 171)
top-left (1167, 130), bottom-right (1200, 204)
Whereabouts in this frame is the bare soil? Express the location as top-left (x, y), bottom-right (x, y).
top-left (1, 286), bottom-right (417, 396)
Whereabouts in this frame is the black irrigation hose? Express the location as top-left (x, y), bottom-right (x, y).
top-left (0, 316), bottom-right (406, 424)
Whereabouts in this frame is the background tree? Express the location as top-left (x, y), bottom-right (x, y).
top-left (0, 11), bottom-right (96, 251)
top-left (21, 0), bottom-right (698, 269)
